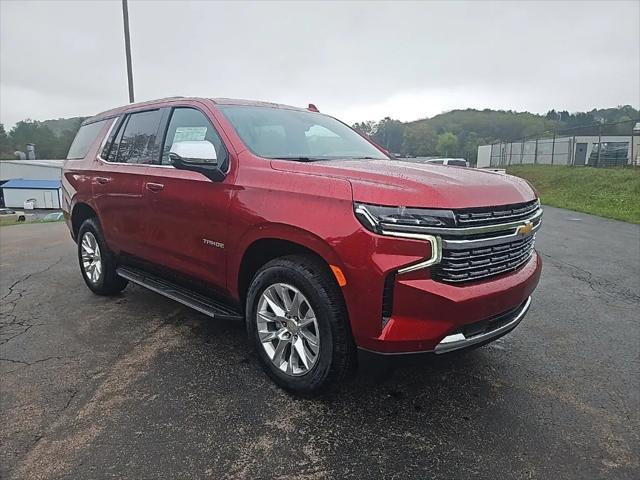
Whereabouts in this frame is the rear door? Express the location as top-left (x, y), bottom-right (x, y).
top-left (92, 109), bottom-right (163, 257)
top-left (141, 104), bottom-right (233, 289)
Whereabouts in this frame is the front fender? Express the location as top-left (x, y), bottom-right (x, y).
top-left (227, 222), bottom-right (347, 299)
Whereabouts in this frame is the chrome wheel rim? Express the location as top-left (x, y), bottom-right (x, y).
top-left (256, 283), bottom-right (320, 376)
top-left (81, 232), bottom-right (102, 284)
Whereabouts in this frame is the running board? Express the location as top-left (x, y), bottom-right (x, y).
top-left (116, 266), bottom-right (243, 320)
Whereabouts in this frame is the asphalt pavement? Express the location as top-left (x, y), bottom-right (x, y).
top-left (1, 207), bottom-right (638, 480)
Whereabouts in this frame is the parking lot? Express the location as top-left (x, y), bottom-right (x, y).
top-left (0, 206), bottom-right (638, 480)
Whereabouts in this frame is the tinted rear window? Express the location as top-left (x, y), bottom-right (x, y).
top-left (66, 120), bottom-right (108, 159)
top-left (113, 110), bottom-right (163, 164)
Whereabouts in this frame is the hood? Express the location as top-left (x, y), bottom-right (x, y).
top-left (270, 159), bottom-right (536, 209)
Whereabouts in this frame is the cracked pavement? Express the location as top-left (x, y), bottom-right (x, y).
top-left (0, 209), bottom-right (638, 479)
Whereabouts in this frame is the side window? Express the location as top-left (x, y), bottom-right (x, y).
top-left (112, 110), bottom-right (162, 164)
top-left (66, 119), bottom-right (108, 159)
top-left (161, 108), bottom-right (228, 169)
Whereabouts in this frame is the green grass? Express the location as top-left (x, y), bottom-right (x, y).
top-left (0, 219), bottom-right (64, 227)
top-left (506, 165), bottom-right (640, 224)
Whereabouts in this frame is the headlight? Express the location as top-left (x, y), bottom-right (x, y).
top-left (354, 202), bottom-right (455, 234)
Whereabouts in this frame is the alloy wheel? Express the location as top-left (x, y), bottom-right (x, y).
top-left (81, 232), bottom-right (102, 284)
top-left (256, 283), bottom-right (320, 376)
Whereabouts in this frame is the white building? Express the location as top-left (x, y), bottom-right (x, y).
top-left (2, 179), bottom-right (62, 209)
top-left (477, 135), bottom-right (640, 168)
top-left (0, 160), bottom-right (64, 181)
top-left (0, 160), bottom-right (64, 209)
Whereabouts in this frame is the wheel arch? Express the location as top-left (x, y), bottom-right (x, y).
top-left (71, 202), bottom-right (98, 240)
top-left (234, 225), bottom-right (346, 306)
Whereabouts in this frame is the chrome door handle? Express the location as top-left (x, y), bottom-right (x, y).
top-left (145, 182), bottom-right (164, 193)
top-left (95, 176), bottom-right (111, 185)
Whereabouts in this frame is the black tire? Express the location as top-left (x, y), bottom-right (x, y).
top-left (246, 254), bottom-right (357, 395)
top-left (77, 217), bottom-right (128, 296)
top-left (17, 216), bottom-right (25, 222)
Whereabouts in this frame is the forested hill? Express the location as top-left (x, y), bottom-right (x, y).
top-left (1, 105), bottom-right (637, 161)
top-left (0, 116), bottom-right (88, 159)
top-left (353, 105), bottom-right (639, 163)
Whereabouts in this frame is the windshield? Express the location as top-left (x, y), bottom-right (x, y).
top-left (218, 105), bottom-right (388, 161)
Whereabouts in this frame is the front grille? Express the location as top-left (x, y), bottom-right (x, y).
top-left (433, 200), bottom-right (540, 284)
top-left (434, 235), bottom-right (535, 283)
top-left (455, 200), bottom-right (539, 227)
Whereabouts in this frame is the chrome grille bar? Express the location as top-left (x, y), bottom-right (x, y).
top-left (456, 200), bottom-right (539, 226)
top-left (432, 201), bottom-right (541, 284)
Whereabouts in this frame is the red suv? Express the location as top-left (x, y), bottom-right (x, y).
top-left (63, 97), bottom-right (542, 394)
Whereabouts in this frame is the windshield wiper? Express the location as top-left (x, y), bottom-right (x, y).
top-left (271, 156), bottom-right (324, 162)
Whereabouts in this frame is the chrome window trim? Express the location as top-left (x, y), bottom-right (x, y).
top-left (380, 230), bottom-right (443, 274)
top-left (380, 208), bottom-right (542, 237)
top-left (96, 117), bottom-right (118, 160)
top-left (96, 112), bottom-right (174, 169)
top-left (98, 155), bottom-right (174, 169)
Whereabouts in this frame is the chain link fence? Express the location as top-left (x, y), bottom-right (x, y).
top-left (480, 118), bottom-right (640, 168)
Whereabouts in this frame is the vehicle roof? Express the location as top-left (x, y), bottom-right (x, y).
top-left (86, 97), bottom-right (310, 124)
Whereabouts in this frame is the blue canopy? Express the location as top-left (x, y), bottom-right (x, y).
top-left (2, 179), bottom-right (61, 190)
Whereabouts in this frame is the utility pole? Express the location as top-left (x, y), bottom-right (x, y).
top-left (596, 120), bottom-right (603, 167)
top-left (122, 0), bottom-right (135, 103)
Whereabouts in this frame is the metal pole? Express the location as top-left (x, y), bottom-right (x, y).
top-left (551, 132), bottom-right (556, 165)
top-left (520, 137), bottom-right (524, 164)
top-left (509, 140), bottom-right (513, 166)
top-left (534, 137), bottom-right (538, 164)
top-left (502, 141), bottom-right (506, 166)
top-left (630, 124), bottom-right (634, 167)
top-left (571, 135), bottom-right (576, 165)
top-left (122, 0), bottom-right (135, 103)
top-left (596, 122), bottom-right (602, 167)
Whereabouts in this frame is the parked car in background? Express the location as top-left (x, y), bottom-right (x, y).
top-left (63, 97), bottom-right (542, 394)
top-left (42, 212), bottom-right (64, 222)
top-left (423, 158), bottom-right (470, 167)
top-left (0, 208), bottom-right (27, 224)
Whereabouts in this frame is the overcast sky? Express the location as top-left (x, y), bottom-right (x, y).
top-left (1, 0), bottom-right (638, 127)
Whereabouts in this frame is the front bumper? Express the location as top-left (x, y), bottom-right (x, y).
top-left (434, 296), bottom-right (531, 354)
top-left (354, 251), bottom-right (541, 354)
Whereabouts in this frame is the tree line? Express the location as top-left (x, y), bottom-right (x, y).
top-left (1, 105), bottom-right (637, 163)
top-left (0, 117), bottom-right (87, 159)
top-left (353, 105), bottom-right (639, 164)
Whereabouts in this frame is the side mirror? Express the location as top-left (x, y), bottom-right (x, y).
top-left (169, 140), bottom-right (225, 182)
top-left (169, 140), bottom-right (217, 164)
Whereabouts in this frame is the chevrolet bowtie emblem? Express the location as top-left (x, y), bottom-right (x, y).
top-left (516, 221), bottom-right (534, 236)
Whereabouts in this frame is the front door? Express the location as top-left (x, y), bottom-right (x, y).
top-left (574, 143), bottom-right (587, 166)
top-left (141, 105), bottom-right (233, 290)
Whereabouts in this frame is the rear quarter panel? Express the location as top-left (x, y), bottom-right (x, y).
top-left (62, 119), bottom-right (116, 239)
